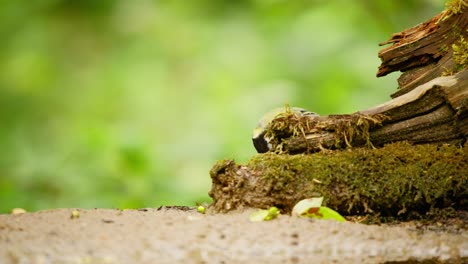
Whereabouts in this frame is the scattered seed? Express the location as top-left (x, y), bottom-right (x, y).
top-left (11, 208), bottom-right (27, 215)
top-left (71, 210), bottom-right (80, 219)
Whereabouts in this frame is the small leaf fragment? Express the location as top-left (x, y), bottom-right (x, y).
top-left (249, 207), bottom-right (280, 222)
top-left (197, 206), bottom-right (206, 214)
top-left (11, 208), bottom-right (27, 215)
top-left (70, 210), bottom-right (80, 219)
top-left (265, 206), bottom-right (280, 221)
top-left (249, 210), bottom-right (269, 222)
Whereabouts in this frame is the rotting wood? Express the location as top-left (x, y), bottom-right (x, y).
top-left (377, 1), bottom-right (468, 98)
top-left (265, 4), bottom-right (468, 154)
top-left (276, 71), bottom-right (467, 154)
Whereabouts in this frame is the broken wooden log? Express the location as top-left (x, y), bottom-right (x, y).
top-left (209, 2), bottom-right (468, 217)
top-left (263, 3), bottom-right (467, 154)
top-left (377, 1), bottom-right (468, 98)
top-left (273, 70), bottom-right (467, 154)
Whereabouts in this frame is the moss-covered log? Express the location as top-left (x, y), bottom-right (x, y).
top-left (209, 2), bottom-right (468, 220)
top-left (209, 142), bottom-right (467, 218)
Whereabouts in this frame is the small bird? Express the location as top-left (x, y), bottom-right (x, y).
top-left (252, 107), bottom-right (319, 153)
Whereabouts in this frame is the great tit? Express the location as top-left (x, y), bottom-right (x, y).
top-left (252, 107), bottom-right (319, 153)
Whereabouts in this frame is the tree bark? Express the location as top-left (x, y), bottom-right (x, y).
top-left (280, 71), bottom-right (467, 154)
top-left (377, 2), bottom-right (468, 98)
top-left (267, 4), bottom-right (468, 154)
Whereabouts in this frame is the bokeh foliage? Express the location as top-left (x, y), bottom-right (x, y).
top-left (0, 0), bottom-right (444, 212)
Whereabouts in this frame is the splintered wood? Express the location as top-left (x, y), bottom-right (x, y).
top-left (269, 4), bottom-right (467, 154)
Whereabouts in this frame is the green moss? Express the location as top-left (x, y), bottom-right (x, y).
top-left (452, 35), bottom-right (468, 72)
top-left (210, 142), bottom-right (467, 220)
top-left (445, 0), bottom-right (466, 16)
top-left (439, 0), bottom-right (466, 23)
top-left (438, 44), bottom-right (449, 53)
top-left (443, 35), bottom-right (468, 76)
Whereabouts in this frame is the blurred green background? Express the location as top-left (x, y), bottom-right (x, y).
top-left (0, 0), bottom-right (444, 213)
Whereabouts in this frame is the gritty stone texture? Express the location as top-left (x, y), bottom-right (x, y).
top-left (0, 207), bottom-right (466, 263)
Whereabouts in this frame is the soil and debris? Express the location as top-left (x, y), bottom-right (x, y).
top-left (0, 207), bottom-right (467, 263)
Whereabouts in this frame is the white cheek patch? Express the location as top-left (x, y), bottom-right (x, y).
top-left (265, 136), bottom-right (272, 150)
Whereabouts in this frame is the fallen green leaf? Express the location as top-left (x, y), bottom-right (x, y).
top-left (315, 207), bottom-right (346, 222)
top-left (292, 197), bottom-right (346, 222)
top-left (291, 197), bottom-right (323, 216)
top-left (249, 206), bottom-right (280, 222)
